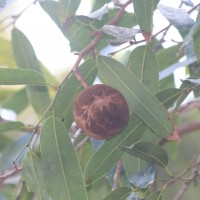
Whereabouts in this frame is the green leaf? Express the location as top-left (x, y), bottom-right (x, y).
top-left (84, 114), bottom-right (145, 185)
top-left (123, 153), bottom-right (147, 179)
top-left (146, 191), bottom-right (163, 200)
top-left (171, 82), bottom-right (191, 116)
top-left (102, 187), bottom-right (132, 200)
top-left (40, 1), bottom-right (61, 28)
top-left (2, 88), bottom-right (29, 114)
top-left (97, 56), bottom-right (172, 136)
top-left (157, 45), bottom-right (181, 90)
top-left (156, 88), bottom-right (182, 109)
top-left (41, 2), bottom-right (137, 52)
top-left (133, 0), bottom-right (154, 32)
top-left (87, 177), bottom-right (111, 200)
top-left (121, 142), bottom-right (168, 168)
top-left (180, 20), bottom-right (200, 51)
top-left (188, 62), bottom-right (200, 97)
top-left (12, 28), bottom-right (51, 116)
top-left (52, 58), bottom-right (97, 130)
top-left (63, 16), bottom-right (94, 51)
top-left (153, 0), bottom-right (160, 9)
top-left (156, 45), bottom-right (181, 71)
top-left (40, 116), bottom-right (88, 200)
top-left (0, 121), bottom-right (24, 134)
top-left (40, 2), bottom-right (94, 51)
top-left (0, 68), bottom-right (48, 86)
top-left (22, 151), bottom-right (50, 200)
top-left (128, 45), bottom-right (159, 94)
top-left (193, 27), bottom-right (200, 59)
top-left (58, 0), bottom-right (81, 24)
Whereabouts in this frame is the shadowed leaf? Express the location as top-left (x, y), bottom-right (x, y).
top-left (0, 121), bottom-right (24, 134)
top-left (22, 151), bottom-right (50, 200)
top-left (102, 187), bottom-right (132, 200)
top-left (129, 161), bottom-right (157, 188)
top-left (121, 142), bottom-right (168, 168)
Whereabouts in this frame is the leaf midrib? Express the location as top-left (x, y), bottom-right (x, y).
top-left (101, 58), bottom-right (170, 133)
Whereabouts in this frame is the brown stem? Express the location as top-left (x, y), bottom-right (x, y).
top-left (66, 0), bottom-right (133, 88)
top-left (159, 121), bottom-right (200, 146)
top-left (178, 121), bottom-right (200, 136)
top-left (15, 180), bottom-right (26, 200)
top-left (112, 160), bottom-right (123, 191)
top-left (176, 98), bottom-right (200, 115)
top-left (188, 2), bottom-right (200, 14)
top-left (164, 156), bottom-right (200, 189)
top-left (0, 166), bottom-right (22, 185)
top-left (173, 170), bottom-right (199, 200)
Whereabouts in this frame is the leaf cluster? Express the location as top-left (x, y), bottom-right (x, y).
top-left (0, 0), bottom-right (200, 200)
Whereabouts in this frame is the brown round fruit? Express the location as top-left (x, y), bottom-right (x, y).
top-left (73, 84), bottom-right (129, 140)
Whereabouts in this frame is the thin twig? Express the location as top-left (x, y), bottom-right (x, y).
top-left (75, 136), bottom-right (90, 151)
top-left (0, 0), bottom-right (38, 31)
top-left (15, 180), bottom-right (26, 200)
top-left (0, 166), bottom-right (22, 184)
top-left (62, 0), bottom-right (133, 88)
top-left (188, 2), bottom-right (200, 14)
top-left (164, 155), bottom-right (200, 189)
top-left (112, 160), bottom-right (123, 191)
top-left (173, 170), bottom-right (199, 200)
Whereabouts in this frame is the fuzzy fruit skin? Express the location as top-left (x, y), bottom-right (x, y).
top-left (73, 84), bottom-right (129, 139)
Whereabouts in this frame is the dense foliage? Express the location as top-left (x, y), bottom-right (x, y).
top-left (0, 0), bottom-right (200, 199)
